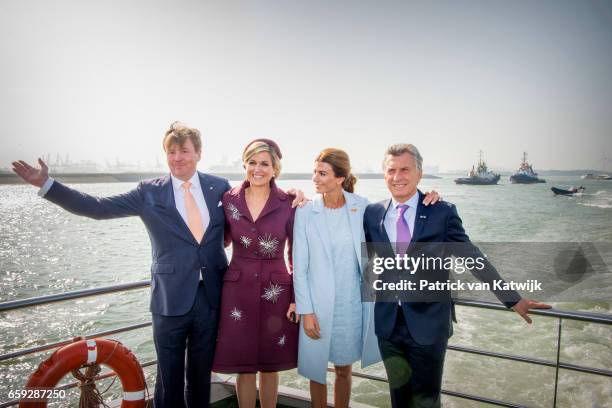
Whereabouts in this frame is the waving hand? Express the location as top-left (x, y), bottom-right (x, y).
top-left (11, 158), bottom-right (49, 188)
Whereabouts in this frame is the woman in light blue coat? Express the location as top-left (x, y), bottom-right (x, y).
top-left (292, 148), bottom-right (381, 408)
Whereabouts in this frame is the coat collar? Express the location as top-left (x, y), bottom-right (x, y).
top-left (159, 174), bottom-right (199, 245)
top-left (227, 178), bottom-right (288, 222)
top-left (159, 171), bottom-right (221, 246)
top-left (312, 190), bottom-right (362, 264)
top-left (311, 189), bottom-right (356, 213)
top-left (378, 198), bottom-right (393, 243)
top-left (412, 190), bottom-right (428, 243)
top-left (170, 171), bottom-right (201, 193)
top-left (198, 172), bottom-right (220, 243)
top-left (343, 190), bottom-right (365, 273)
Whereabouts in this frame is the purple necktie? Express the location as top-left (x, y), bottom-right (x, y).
top-left (396, 204), bottom-right (411, 254)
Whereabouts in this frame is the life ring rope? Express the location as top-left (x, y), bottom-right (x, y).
top-left (20, 338), bottom-right (147, 408)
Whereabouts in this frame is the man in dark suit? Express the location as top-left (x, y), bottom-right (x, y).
top-left (363, 143), bottom-right (550, 408)
top-left (13, 122), bottom-right (229, 407)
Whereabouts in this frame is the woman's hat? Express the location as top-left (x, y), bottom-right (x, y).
top-left (243, 138), bottom-right (282, 159)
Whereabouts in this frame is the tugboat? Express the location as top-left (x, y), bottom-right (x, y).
top-left (454, 151), bottom-right (501, 185)
top-left (509, 152), bottom-right (546, 184)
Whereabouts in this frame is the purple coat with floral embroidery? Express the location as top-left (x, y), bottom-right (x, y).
top-left (212, 180), bottom-right (298, 373)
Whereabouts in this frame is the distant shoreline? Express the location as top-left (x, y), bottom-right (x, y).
top-left (0, 172), bottom-right (441, 185)
top-left (1, 169), bottom-right (608, 185)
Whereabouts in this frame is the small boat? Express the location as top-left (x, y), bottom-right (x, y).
top-left (454, 151), bottom-right (501, 185)
top-left (551, 186), bottom-right (585, 196)
top-left (582, 173), bottom-right (611, 180)
top-left (584, 155), bottom-right (611, 180)
top-left (509, 152), bottom-right (546, 184)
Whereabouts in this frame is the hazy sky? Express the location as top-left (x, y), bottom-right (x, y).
top-left (2, 0), bottom-right (612, 172)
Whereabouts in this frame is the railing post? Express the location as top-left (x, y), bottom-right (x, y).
top-left (552, 317), bottom-right (563, 408)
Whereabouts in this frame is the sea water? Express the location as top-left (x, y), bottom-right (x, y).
top-left (1, 176), bottom-right (611, 407)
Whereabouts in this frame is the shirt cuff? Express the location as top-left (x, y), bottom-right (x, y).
top-left (38, 177), bottom-right (55, 197)
top-left (504, 299), bottom-right (520, 309)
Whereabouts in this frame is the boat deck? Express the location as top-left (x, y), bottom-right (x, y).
top-left (1, 281), bottom-right (611, 408)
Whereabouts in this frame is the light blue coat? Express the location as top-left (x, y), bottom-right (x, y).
top-left (293, 190), bottom-right (381, 384)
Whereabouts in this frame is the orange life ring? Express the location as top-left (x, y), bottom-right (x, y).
top-left (20, 338), bottom-right (146, 408)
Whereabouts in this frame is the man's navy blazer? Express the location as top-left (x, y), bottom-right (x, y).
top-left (363, 190), bottom-right (520, 345)
top-left (44, 172), bottom-right (231, 316)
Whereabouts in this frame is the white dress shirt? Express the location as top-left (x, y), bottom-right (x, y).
top-left (171, 172), bottom-right (210, 235)
top-left (38, 177), bottom-right (55, 197)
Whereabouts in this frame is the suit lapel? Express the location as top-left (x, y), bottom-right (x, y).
top-left (312, 195), bottom-right (333, 263)
top-left (159, 176), bottom-right (198, 245)
top-left (411, 191), bottom-right (428, 242)
top-left (376, 199), bottom-right (397, 258)
top-left (198, 172), bottom-right (219, 240)
top-left (379, 199), bottom-right (392, 243)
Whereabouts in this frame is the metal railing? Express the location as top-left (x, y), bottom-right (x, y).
top-left (1, 281), bottom-right (611, 407)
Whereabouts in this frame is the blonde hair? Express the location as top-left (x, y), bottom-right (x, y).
top-left (315, 148), bottom-right (357, 193)
top-left (163, 121), bottom-right (202, 152)
top-left (242, 141), bottom-right (282, 178)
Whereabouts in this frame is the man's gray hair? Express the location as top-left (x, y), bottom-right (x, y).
top-left (382, 144), bottom-right (423, 171)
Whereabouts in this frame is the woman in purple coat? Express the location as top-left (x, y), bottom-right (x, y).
top-left (213, 139), bottom-right (299, 408)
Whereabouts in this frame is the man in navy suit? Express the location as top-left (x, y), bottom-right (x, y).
top-left (13, 122), bottom-right (230, 407)
top-left (363, 143), bottom-right (550, 408)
